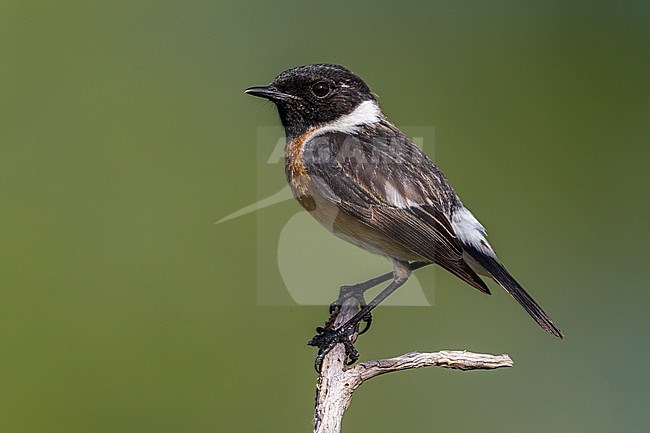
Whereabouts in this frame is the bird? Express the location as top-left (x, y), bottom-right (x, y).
top-left (245, 64), bottom-right (563, 370)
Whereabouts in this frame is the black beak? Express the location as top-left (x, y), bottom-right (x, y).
top-left (244, 85), bottom-right (296, 102)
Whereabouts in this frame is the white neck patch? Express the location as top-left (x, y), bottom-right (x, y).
top-left (314, 100), bottom-right (382, 135)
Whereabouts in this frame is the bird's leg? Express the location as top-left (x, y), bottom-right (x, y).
top-left (329, 261), bottom-right (430, 334)
top-left (310, 260), bottom-right (413, 371)
top-left (328, 276), bottom-right (385, 335)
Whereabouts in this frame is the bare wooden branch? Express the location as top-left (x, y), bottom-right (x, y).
top-left (353, 350), bottom-right (513, 382)
top-left (313, 297), bottom-right (514, 433)
top-left (313, 297), bottom-right (360, 433)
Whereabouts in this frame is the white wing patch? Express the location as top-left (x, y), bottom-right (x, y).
top-left (451, 206), bottom-right (496, 257)
top-left (385, 182), bottom-right (417, 208)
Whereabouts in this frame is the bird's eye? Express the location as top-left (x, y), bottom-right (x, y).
top-left (311, 81), bottom-right (330, 98)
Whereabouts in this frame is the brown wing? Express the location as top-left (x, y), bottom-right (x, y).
top-left (302, 127), bottom-right (490, 294)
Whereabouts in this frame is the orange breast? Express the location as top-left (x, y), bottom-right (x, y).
top-left (285, 130), bottom-right (315, 209)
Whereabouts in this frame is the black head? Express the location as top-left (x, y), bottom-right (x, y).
top-left (245, 64), bottom-right (377, 140)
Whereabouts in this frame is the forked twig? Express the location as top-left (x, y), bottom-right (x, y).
top-left (313, 298), bottom-right (513, 433)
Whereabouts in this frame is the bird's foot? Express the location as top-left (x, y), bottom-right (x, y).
top-left (329, 284), bottom-right (372, 334)
top-left (308, 322), bottom-right (360, 372)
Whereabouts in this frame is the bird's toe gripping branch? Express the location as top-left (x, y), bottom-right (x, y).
top-left (308, 323), bottom-right (360, 372)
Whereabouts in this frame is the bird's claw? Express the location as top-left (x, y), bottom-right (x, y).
top-left (308, 324), bottom-right (360, 372)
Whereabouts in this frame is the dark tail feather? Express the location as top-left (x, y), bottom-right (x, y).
top-left (464, 245), bottom-right (564, 339)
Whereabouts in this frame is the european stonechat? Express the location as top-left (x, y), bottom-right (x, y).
top-left (245, 64), bottom-right (562, 369)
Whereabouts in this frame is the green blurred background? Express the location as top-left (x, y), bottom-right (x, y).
top-left (1, 1), bottom-right (648, 432)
